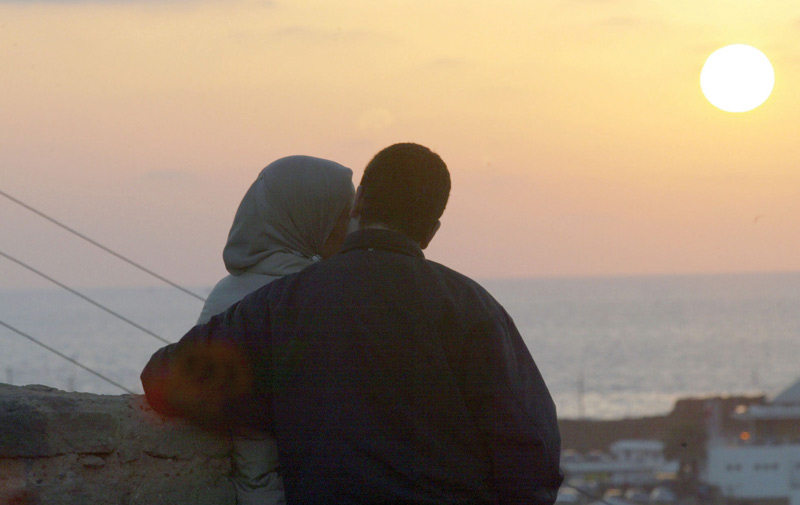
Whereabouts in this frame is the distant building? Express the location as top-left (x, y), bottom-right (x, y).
top-left (561, 439), bottom-right (678, 487)
top-left (705, 377), bottom-right (800, 505)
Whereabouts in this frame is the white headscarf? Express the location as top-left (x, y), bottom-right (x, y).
top-left (223, 155), bottom-right (355, 276)
top-left (197, 156), bottom-right (354, 324)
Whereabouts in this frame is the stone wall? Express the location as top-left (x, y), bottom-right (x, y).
top-left (2, 381), bottom-right (767, 504)
top-left (0, 383), bottom-right (235, 505)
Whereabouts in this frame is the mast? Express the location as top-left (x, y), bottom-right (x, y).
top-left (577, 367), bottom-right (585, 419)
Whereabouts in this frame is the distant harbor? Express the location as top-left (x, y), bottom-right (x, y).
top-left (556, 377), bottom-right (800, 504)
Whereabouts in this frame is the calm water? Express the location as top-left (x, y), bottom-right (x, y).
top-left (1, 272), bottom-right (798, 419)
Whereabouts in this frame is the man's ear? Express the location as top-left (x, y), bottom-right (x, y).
top-left (419, 220), bottom-right (441, 250)
top-left (350, 186), bottom-right (364, 219)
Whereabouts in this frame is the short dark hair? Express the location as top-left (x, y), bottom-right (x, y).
top-left (358, 143), bottom-right (451, 243)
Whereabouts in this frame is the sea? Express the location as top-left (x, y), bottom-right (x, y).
top-left (1, 271), bottom-right (798, 420)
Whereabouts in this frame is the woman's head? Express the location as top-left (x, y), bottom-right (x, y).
top-left (223, 156), bottom-right (355, 274)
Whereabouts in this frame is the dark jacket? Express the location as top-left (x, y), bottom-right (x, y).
top-left (142, 229), bottom-right (563, 505)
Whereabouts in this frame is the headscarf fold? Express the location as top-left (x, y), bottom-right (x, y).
top-left (223, 155), bottom-right (355, 276)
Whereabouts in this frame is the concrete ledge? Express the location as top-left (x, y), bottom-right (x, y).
top-left (0, 383), bottom-right (234, 505)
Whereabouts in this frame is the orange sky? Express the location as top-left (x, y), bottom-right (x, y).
top-left (2, 0), bottom-right (800, 289)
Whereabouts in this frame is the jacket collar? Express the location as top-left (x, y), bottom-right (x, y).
top-left (340, 228), bottom-right (425, 259)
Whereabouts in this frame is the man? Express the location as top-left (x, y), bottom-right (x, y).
top-left (142, 143), bottom-right (563, 504)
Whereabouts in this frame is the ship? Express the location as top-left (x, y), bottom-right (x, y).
top-left (704, 377), bottom-right (800, 504)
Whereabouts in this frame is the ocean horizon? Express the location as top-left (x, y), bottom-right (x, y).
top-left (1, 270), bottom-right (798, 420)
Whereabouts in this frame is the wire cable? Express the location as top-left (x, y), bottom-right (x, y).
top-left (0, 188), bottom-right (207, 302)
top-left (0, 319), bottom-right (135, 394)
top-left (0, 249), bottom-right (171, 345)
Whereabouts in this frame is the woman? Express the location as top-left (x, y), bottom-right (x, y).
top-left (197, 155), bottom-right (354, 505)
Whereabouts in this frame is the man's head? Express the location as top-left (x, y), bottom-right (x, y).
top-left (352, 143), bottom-right (450, 248)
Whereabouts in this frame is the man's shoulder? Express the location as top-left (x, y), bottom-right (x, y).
top-left (233, 267), bottom-right (309, 309)
top-left (426, 259), bottom-right (475, 285)
top-left (257, 259), bottom-right (342, 300)
top-left (425, 260), bottom-right (499, 306)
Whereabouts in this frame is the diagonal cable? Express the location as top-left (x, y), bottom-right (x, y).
top-left (0, 188), bottom-right (206, 302)
top-left (0, 319), bottom-right (135, 394)
top-left (0, 249), bottom-right (170, 344)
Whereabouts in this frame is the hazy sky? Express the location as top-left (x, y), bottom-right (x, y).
top-left (3, 0), bottom-right (800, 289)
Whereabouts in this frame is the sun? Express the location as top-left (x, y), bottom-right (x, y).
top-left (700, 44), bottom-right (775, 113)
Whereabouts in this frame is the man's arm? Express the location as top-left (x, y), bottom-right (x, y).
top-left (457, 309), bottom-right (564, 505)
top-left (141, 290), bottom-right (271, 431)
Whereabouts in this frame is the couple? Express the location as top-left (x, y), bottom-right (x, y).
top-left (141, 143), bottom-right (563, 505)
